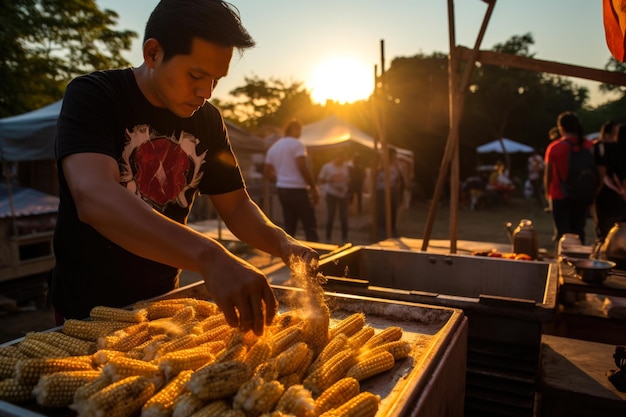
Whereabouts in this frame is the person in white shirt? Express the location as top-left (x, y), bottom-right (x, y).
top-left (318, 150), bottom-right (351, 242)
top-left (264, 119), bottom-right (319, 242)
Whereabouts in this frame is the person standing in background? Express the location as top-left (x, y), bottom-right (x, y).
top-left (264, 119), bottom-right (319, 242)
top-left (376, 147), bottom-right (404, 240)
top-left (527, 148), bottom-right (545, 208)
top-left (544, 111), bottom-right (594, 245)
top-left (592, 120), bottom-right (625, 242)
top-left (318, 150), bottom-right (351, 242)
top-left (348, 152), bottom-right (366, 214)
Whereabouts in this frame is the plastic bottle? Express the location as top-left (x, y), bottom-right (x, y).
top-left (512, 219), bottom-right (538, 260)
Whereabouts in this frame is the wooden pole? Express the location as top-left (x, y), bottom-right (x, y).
top-left (448, 0), bottom-right (459, 253)
top-left (421, 0), bottom-right (496, 251)
top-left (371, 64), bottom-right (379, 242)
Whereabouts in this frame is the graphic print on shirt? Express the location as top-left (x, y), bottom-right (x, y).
top-left (119, 125), bottom-right (207, 211)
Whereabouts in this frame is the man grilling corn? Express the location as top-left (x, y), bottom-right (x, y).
top-left (49, 0), bottom-right (318, 336)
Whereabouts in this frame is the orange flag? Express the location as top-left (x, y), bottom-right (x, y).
top-left (604, 0), bottom-right (626, 61)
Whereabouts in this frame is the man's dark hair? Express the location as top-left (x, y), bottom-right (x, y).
top-left (144, 0), bottom-right (255, 61)
top-left (557, 111), bottom-right (585, 145)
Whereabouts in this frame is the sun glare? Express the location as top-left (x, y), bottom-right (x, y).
top-left (309, 57), bottom-right (373, 104)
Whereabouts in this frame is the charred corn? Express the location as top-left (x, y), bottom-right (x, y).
top-left (233, 375), bottom-right (285, 415)
top-left (187, 400), bottom-right (230, 417)
top-left (215, 344), bottom-right (246, 363)
top-left (314, 377), bottom-right (360, 415)
top-left (102, 356), bottom-right (162, 383)
top-left (71, 375), bottom-right (155, 417)
top-left (73, 373), bottom-right (112, 403)
top-left (141, 369), bottom-right (193, 417)
top-left (17, 338), bottom-right (71, 358)
top-left (15, 357), bottom-right (94, 384)
top-left (33, 370), bottom-right (101, 407)
top-left (274, 384), bottom-right (315, 417)
top-left (0, 378), bottom-right (34, 403)
top-left (157, 345), bottom-right (215, 380)
top-left (278, 372), bottom-right (301, 389)
top-left (62, 319), bottom-right (129, 341)
top-left (186, 360), bottom-right (250, 401)
top-left (90, 306), bottom-right (148, 323)
top-left (23, 331), bottom-right (96, 356)
top-left (303, 349), bottom-right (356, 395)
top-left (171, 391), bottom-right (206, 417)
top-left (319, 391), bottom-right (380, 417)
top-left (362, 326), bottom-right (403, 349)
top-left (328, 313), bottom-right (365, 340)
top-left (346, 351), bottom-right (395, 382)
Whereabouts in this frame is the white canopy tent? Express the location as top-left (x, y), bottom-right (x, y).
top-left (476, 138), bottom-right (534, 154)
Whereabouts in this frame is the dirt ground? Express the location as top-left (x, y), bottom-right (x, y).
top-left (0, 195), bottom-right (594, 345)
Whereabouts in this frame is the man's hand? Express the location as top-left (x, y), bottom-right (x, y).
top-left (280, 236), bottom-right (320, 277)
top-left (201, 251), bottom-right (277, 336)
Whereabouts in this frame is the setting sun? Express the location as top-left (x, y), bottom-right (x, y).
top-left (309, 57), bottom-right (374, 104)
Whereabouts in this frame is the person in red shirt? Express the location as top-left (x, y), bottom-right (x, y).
top-left (544, 111), bottom-right (595, 246)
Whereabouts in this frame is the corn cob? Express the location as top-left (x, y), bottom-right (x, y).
top-left (92, 349), bottom-right (127, 366)
top-left (70, 375), bottom-right (155, 417)
top-left (220, 411), bottom-right (246, 417)
top-left (186, 360), bottom-right (251, 401)
top-left (187, 400), bottom-right (230, 417)
top-left (129, 334), bottom-right (169, 361)
top-left (347, 326), bottom-right (375, 349)
top-left (215, 343), bottom-right (246, 363)
top-left (0, 345), bottom-right (27, 358)
top-left (303, 304), bottom-right (330, 356)
top-left (141, 369), bottom-right (193, 417)
top-left (143, 302), bottom-right (188, 321)
top-left (308, 333), bottom-right (349, 376)
top-left (0, 378), bottom-right (35, 403)
top-left (242, 340), bottom-right (272, 371)
top-left (295, 345), bottom-right (314, 382)
top-left (319, 391), bottom-right (380, 417)
top-left (0, 356), bottom-right (18, 379)
top-left (195, 314), bottom-right (228, 333)
top-left (278, 372), bottom-right (301, 389)
top-left (102, 356), bottom-right (162, 383)
top-left (90, 306), bottom-right (148, 323)
top-left (346, 351), bottom-right (395, 382)
top-left (303, 349), bottom-right (356, 395)
top-left (15, 357), bottom-right (94, 384)
top-left (274, 384), bottom-right (315, 417)
top-left (269, 323), bottom-right (305, 356)
top-left (328, 313), bottom-right (365, 340)
top-left (252, 361), bottom-right (279, 381)
top-left (157, 345), bottom-right (215, 380)
top-left (270, 309), bottom-right (304, 332)
top-left (195, 324), bottom-right (233, 346)
top-left (62, 319), bottom-right (129, 341)
top-left (233, 375), bottom-right (285, 415)
top-left (171, 391), bottom-right (206, 417)
top-left (24, 331), bottom-right (96, 356)
top-left (314, 377), bottom-right (360, 415)
top-left (73, 373), bottom-right (112, 403)
top-left (17, 338), bottom-right (71, 358)
top-left (190, 299), bottom-right (219, 318)
top-left (358, 340), bottom-right (411, 361)
top-left (274, 342), bottom-right (311, 377)
top-left (168, 305), bottom-right (196, 325)
top-left (32, 370), bottom-right (101, 407)
top-left (150, 334), bottom-right (198, 358)
top-left (362, 326), bottom-right (403, 349)
top-left (112, 321), bottom-right (151, 337)
top-left (99, 328), bottom-right (152, 352)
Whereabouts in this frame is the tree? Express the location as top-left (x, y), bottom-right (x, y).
top-left (0, 0), bottom-right (136, 117)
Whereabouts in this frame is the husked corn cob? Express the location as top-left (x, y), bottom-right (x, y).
top-left (130, 334), bottom-right (169, 361)
top-left (274, 384), bottom-right (315, 417)
top-left (233, 375), bottom-right (285, 415)
top-left (24, 331), bottom-right (96, 356)
top-left (188, 400), bottom-right (230, 417)
top-left (71, 375), bottom-right (155, 417)
top-left (294, 345), bottom-right (314, 382)
top-left (270, 309), bottom-right (304, 332)
top-left (195, 314), bottom-right (228, 333)
top-left (92, 349), bottom-right (127, 366)
top-left (303, 304), bottom-right (330, 355)
top-left (15, 357), bottom-right (94, 384)
top-left (98, 328), bottom-right (152, 352)
top-left (102, 356), bottom-right (162, 383)
top-left (346, 351), bottom-right (395, 382)
top-left (252, 361), bottom-right (279, 381)
top-left (362, 326), bottom-right (403, 349)
top-left (0, 345), bottom-right (27, 358)
top-left (168, 305), bottom-right (196, 325)
top-left (303, 349), bottom-right (356, 395)
top-left (278, 372), bottom-right (301, 389)
top-left (195, 324), bottom-right (233, 346)
top-left (308, 333), bottom-right (349, 376)
top-left (143, 302), bottom-right (188, 321)
top-left (62, 319), bottom-right (129, 341)
top-left (32, 370), bottom-right (101, 407)
top-left (171, 391), bottom-right (206, 417)
top-left (0, 356), bottom-right (18, 378)
top-left (328, 313), bottom-right (365, 340)
top-left (215, 343), bottom-right (246, 363)
top-left (275, 342), bottom-right (311, 377)
top-left (314, 377), bottom-right (360, 415)
top-left (219, 411), bottom-right (245, 417)
top-left (0, 378), bottom-right (34, 403)
top-left (151, 334), bottom-right (198, 358)
top-left (270, 323), bottom-right (305, 355)
top-left (242, 340), bottom-right (272, 371)
top-left (157, 345), bottom-right (215, 380)
top-left (347, 327), bottom-right (375, 349)
top-left (319, 391), bottom-right (380, 417)
top-left (73, 373), bottom-right (112, 403)
top-left (141, 370), bottom-right (193, 417)
top-left (190, 299), bottom-right (219, 318)
top-left (186, 360), bottom-right (251, 401)
top-left (359, 340), bottom-right (411, 361)
top-left (17, 338), bottom-right (71, 358)
top-left (90, 306), bottom-right (148, 323)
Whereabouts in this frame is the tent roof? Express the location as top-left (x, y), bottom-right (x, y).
top-left (476, 138), bottom-right (534, 154)
top-left (0, 100), bottom-right (265, 162)
top-left (0, 184), bottom-right (58, 218)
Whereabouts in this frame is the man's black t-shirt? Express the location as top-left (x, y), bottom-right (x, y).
top-left (51, 69), bottom-right (244, 319)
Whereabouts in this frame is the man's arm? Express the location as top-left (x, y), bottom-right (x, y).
top-left (62, 152), bottom-right (276, 335)
top-left (295, 155), bottom-right (319, 204)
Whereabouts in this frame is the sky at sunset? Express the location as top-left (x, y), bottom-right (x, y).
top-left (97, 0), bottom-right (613, 106)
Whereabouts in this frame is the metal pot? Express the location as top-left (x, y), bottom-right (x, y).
top-left (565, 258), bottom-right (616, 283)
top-left (600, 222), bottom-right (626, 269)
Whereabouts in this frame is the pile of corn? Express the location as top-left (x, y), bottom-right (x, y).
top-left (0, 297), bottom-right (412, 417)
